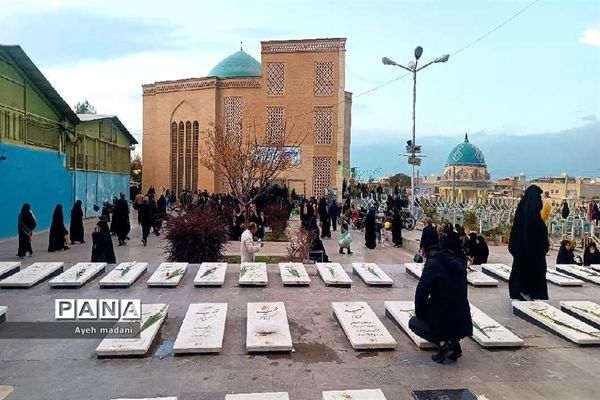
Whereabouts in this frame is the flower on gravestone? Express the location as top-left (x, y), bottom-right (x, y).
top-left (200, 266), bottom-right (217, 278)
top-left (140, 305), bottom-right (168, 334)
top-left (166, 268), bottom-right (183, 280)
top-left (75, 268), bottom-right (87, 280)
top-left (287, 266), bottom-right (300, 278)
top-left (531, 306), bottom-right (600, 338)
top-left (328, 266), bottom-right (336, 277)
top-left (572, 304), bottom-right (600, 320)
top-left (366, 265), bottom-right (381, 279)
top-left (471, 315), bottom-right (499, 339)
top-left (239, 265), bottom-right (248, 278)
top-left (120, 263), bottom-right (133, 278)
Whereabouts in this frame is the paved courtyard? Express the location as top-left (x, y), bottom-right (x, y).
top-left (0, 217), bottom-right (599, 399)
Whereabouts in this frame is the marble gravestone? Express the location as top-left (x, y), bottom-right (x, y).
top-left (412, 389), bottom-right (478, 400)
top-left (469, 304), bottom-right (523, 347)
top-left (0, 306), bottom-right (6, 324)
top-left (279, 263), bottom-right (311, 286)
top-left (384, 301), bottom-right (436, 349)
top-left (466, 268), bottom-right (498, 287)
top-left (404, 263), bottom-right (424, 280)
top-left (225, 393), bottom-right (289, 400)
top-left (147, 263), bottom-right (188, 287)
top-left (49, 262), bottom-right (106, 287)
top-left (591, 264), bottom-right (600, 272)
top-left (112, 398), bottom-right (177, 400)
top-left (352, 263), bottom-right (393, 286)
top-left (545, 268), bottom-right (584, 286)
top-left (513, 301), bottom-right (600, 345)
top-left (246, 302), bottom-right (292, 352)
top-left (481, 263), bottom-right (512, 281)
top-left (239, 262), bottom-right (268, 286)
top-left (322, 389), bottom-right (388, 400)
top-left (99, 262), bottom-right (148, 288)
top-left (173, 303), bottom-right (227, 354)
top-left (0, 262), bottom-right (64, 288)
top-left (193, 263), bottom-right (227, 287)
top-left (0, 262), bottom-right (20, 280)
top-left (332, 302), bottom-right (396, 350)
top-left (316, 263), bottom-right (352, 287)
top-left (555, 264), bottom-right (600, 285)
top-left (95, 303), bottom-right (169, 357)
top-left (560, 301), bottom-right (600, 330)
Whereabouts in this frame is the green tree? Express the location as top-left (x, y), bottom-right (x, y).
top-left (389, 172), bottom-right (411, 189)
top-left (131, 154), bottom-right (142, 184)
top-left (74, 100), bottom-right (97, 114)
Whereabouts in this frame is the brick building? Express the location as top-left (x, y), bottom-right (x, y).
top-left (142, 38), bottom-right (352, 197)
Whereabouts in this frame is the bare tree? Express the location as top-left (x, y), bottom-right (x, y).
top-left (201, 122), bottom-right (304, 225)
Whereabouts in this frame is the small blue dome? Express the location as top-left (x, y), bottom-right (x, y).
top-left (446, 133), bottom-right (486, 166)
top-left (208, 50), bottom-right (261, 78)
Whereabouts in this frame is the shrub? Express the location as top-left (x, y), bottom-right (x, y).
top-left (163, 206), bottom-right (229, 263)
top-left (462, 211), bottom-right (478, 229)
top-left (263, 201), bottom-right (290, 239)
top-left (286, 225), bottom-right (317, 261)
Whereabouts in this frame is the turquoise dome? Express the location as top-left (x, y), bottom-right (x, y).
top-left (208, 50), bottom-right (261, 78)
top-left (446, 133), bottom-right (486, 166)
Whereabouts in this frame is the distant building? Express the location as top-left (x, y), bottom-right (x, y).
top-left (0, 45), bottom-right (136, 239)
top-left (493, 174), bottom-right (528, 198)
top-left (142, 38), bottom-right (352, 198)
top-left (438, 133), bottom-right (492, 202)
top-left (531, 176), bottom-right (600, 200)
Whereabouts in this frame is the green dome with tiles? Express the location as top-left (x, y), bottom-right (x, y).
top-left (208, 50), bottom-right (262, 78)
top-left (446, 133), bottom-right (486, 166)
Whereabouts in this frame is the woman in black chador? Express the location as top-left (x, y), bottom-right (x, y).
top-left (508, 185), bottom-right (549, 300)
top-left (318, 198), bottom-right (331, 239)
top-left (364, 208), bottom-right (377, 249)
top-left (392, 208), bottom-right (403, 247)
top-left (69, 200), bottom-right (85, 244)
top-left (556, 239), bottom-right (576, 265)
top-left (17, 203), bottom-right (37, 258)
top-left (48, 204), bottom-right (69, 252)
top-left (91, 219), bottom-right (116, 264)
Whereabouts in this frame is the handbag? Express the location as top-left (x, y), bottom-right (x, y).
top-left (338, 231), bottom-right (353, 248)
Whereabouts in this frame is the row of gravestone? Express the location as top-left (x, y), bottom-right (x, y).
top-left (111, 388), bottom-right (484, 400)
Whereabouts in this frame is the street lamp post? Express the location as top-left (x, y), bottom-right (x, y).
top-left (382, 48), bottom-right (449, 214)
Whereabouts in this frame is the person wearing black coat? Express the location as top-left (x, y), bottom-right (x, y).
top-left (556, 240), bottom-right (576, 265)
top-left (138, 198), bottom-right (153, 247)
top-left (593, 203), bottom-right (600, 226)
top-left (17, 203), bottom-right (37, 258)
top-left (364, 208), bottom-right (377, 249)
top-left (69, 200), bottom-right (85, 244)
top-left (475, 235), bottom-right (489, 265)
top-left (509, 185), bottom-right (549, 300)
top-left (48, 204), bottom-right (69, 252)
top-left (408, 233), bottom-right (472, 364)
top-left (583, 242), bottom-right (600, 266)
top-left (318, 198), bottom-right (331, 239)
top-left (392, 208), bottom-right (403, 247)
top-left (419, 219), bottom-right (438, 255)
top-left (328, 202), bottom-right (340, 232)
top-left (561, 202), bottom-right (570, 219)
top-left (112, 193), bottom-right (130, 246)
top-left (91, 219), bottom-right (116, 264)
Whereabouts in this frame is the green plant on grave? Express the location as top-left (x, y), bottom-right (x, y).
top-left (120, 263), bottom-right (134, 277)
top-left (200, 266), bottom-right (217, 278)
top-left (166, 268), bottom-right (183, 280)
top-left (140, 305), bottom-right (168, 334)
top-left (240, 265), bottom-right (248, 278)
top-left (287, 267), bottom-right (300, 278)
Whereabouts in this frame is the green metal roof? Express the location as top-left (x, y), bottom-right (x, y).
top-left (77, 114), bottom-right (138, 145)
top-left (446, 133), bottom-right (487, 166)
top-left (208, 50), bottom-right (261, 78)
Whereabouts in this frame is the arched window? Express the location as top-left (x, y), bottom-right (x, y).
top-left (185, 121), bottom-right (192, 190)
top-left (192, 121), bottom-right (199, 190)
top-left (170, 122), bottom-right (178, 192)
top-left (177, 122), bottom-right (184, 193)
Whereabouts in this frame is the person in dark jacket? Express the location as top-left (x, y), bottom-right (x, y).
top-left (556, 239), bottom-right (576, 265)
top-left (593, 203), bottom-right (600, 226)
top-left (364, 208), bottom-right (377, 249)
top-left (91, 219), bottom-right (116, 263)
top-left (112, 193), bottom-right (130, 246)
top-left (419, 218), bottom-right (438, 256)
top-left (48, 204), bottom-right (69, 252)
top-left (475, 235), bottom-right (489, 265)
top-left (17, 203), bottom-right (37, 258)
top-left (583, 242), bottom-right (600, 266)
top-left (468, 233), bottom-right (479, 261)
top-left (561, 201), bottom-right (570, 219)
top-left (138, 197), bottom-right (153, 246)
top-left (408, 233), bottom-right (472, 364)
top-left (69, 200), bottom-right (85, 244)
top-left (509, 185), bottom-right (549, 300)
top-left (392, 208), bottom-right (403, 247)
top-left (318, 198), bottom-right (331, 239)
top-left (328, 201), bottom-right (340, 232)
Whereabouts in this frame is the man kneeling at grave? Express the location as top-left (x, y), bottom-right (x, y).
top-left (409, 233), bottom-right (473, 364)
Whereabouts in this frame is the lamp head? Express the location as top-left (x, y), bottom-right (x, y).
top-left (434, 54), bottom-right (450, 63)
top-left (414, 46), bottom-right (423, 60)
top-left (382, 57), bottom-right (396, 66)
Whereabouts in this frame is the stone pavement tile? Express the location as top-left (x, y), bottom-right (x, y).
top-left (0, 386), bottom-right (13, 400)
top-left (529, 378), bottom-right (600, 400)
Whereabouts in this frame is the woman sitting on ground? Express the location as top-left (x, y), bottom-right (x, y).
top-left (556, 239), bottom-right (576, 265)
top-left (583, 242), bottom-right (600, 266)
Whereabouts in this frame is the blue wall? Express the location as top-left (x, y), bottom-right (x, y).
top-left (0, 142), bottom-right (129, 240)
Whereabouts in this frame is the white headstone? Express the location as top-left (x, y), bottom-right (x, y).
top-left (95, 303), bottom-right (169, 357)
top-left (0, 262), bottom-right (64, 288)
top-left (513, 301), bottom-right (600, 345)
top-left (560, 301), bottom-right (600, 329)
top-left (481, 263), bottom-right (511, 281)
top-left (173, 303), bottom-right (227, 354)
top-left (194, 263), bottom-right (227, 286)
top-left (467, 268), bottom-right (499, 287)
top-left (469, 304), bottom-right (523, 347)
top-left (352, 263), bottom-right (393, 286)
top-left (49, 262), bottom-right (106, 287)
top-left (225, 393), bottom-right (289, 400)
top-left (555, 264), bottom-right (600, 285)
top-left (0, 306), bottom-right (6, 323)
top-left (322, 389), bottom-right (388, 400)
top-left (591, 264), bottom-right (600, 273)
top-left (0, 262), bottom-right (20, 279)
top-left (279, 262), bottom-right (310, 286)
top-left (316, 263), bottom-right (352, 287)
top-left (112, 398), bottom-right (177, 400)
top-left (246, 302), bottom-right (292, 352)
top-left (99, 262), bottom-right (148, 287)
top-left (239, 262), bottom-right (268, 286)
top-left (404, 263), bottom-right (424, 280)
top-left (332, 302), bottom-right (396, 350)
top-left (384, 301), bottom-right (436, 349)
top-left (147, 263), bottom-right (188, 287)
top-left (546, 268), bottom-right (584, 286)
